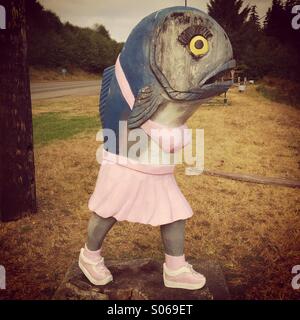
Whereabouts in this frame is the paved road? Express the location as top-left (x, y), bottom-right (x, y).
top-left (30, 80), bottom-right (101, 100)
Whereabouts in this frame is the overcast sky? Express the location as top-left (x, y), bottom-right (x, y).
top-left (39, 0), bottom-right (272, 42)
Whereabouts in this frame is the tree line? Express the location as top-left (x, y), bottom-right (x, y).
top-left (26, 0), bottom-right (300, 80)
top-left (25, 0), bottom-right (123, 73)
top-left (207, 0), bottom-right (300, 80)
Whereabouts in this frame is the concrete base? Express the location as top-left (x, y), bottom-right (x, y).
top-left (53, 258), bottom-right (230, 300)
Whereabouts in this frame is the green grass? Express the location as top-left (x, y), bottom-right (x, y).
top-left (33, 112), bottom-right (99, 146)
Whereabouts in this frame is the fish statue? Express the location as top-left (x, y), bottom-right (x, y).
top-left (80, 6), bottom-right (236, 291)
top-left (99, 5), bottom-right (235, 157)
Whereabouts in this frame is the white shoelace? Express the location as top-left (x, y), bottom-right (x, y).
top-left (94, 257), bottom-right (108, 272)
top-left (186, 263), bottom-right (198, 274)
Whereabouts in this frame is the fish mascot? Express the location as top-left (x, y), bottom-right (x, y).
top-left (79, 6), bottom-right (235, 290)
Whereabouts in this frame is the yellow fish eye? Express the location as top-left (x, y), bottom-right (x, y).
top-left (189, 35), bottom-right (209, 57)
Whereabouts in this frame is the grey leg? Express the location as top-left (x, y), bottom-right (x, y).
top-left (86, 212), bottom-right (117, 251)
top-left (160, 219), bottom-right (186, 256)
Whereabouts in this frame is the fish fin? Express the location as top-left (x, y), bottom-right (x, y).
top-left (128, 84), bottom-right (165, 129)
top-left (99, 65), bottom-right (115, 127)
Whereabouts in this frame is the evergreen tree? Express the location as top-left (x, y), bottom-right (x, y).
top-left (207, 0), bottom-right (252, 75)
top-left (284, 0), bottom-right (300, 51)
top-left (207, 0), bottom-right (251, 32)
top-left (207, 0), bottom-right (300, 80)
top-left (263, 0), bottom-right (300, 79)
top-left (248, 5), bottom-right (261, 31)
top-left (264, 0), bottom-right (287, 39)
top-left (285, 0), bottom-right (299, 12)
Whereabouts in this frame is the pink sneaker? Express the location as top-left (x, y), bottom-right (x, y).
top-left (78, 248), bottom-right (113, 285)
top-left (163, 262), bottom-right (206, 290)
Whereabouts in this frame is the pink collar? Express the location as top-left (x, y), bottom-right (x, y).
top-left (115, 55), bottom-right (135, 110)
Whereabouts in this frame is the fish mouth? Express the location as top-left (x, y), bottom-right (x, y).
top-left (162, 59), bottom-right (236, 101)
top-left (200, 59), bottom-right (236, 88)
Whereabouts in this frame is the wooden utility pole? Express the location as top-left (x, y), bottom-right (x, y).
top-left (0, 0), bottom-right (37, 221)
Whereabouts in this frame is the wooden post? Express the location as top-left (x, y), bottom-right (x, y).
top-left (231, 70), bottom-right (235, 83)
top-left (224, 91), bottom-right (228, 105)
top-left (0, 0), bottom-right (37, 221)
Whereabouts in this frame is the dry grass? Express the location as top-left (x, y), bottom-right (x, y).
top-left (195, 86), bottom-right (300, 179)
top-left (0, 86), bottom-right (299, 300)
top-left (32, 96), bottom-right (99, 117)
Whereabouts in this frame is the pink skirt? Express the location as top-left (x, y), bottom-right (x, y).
top-left (88, 151), bottom-right (193, 226)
